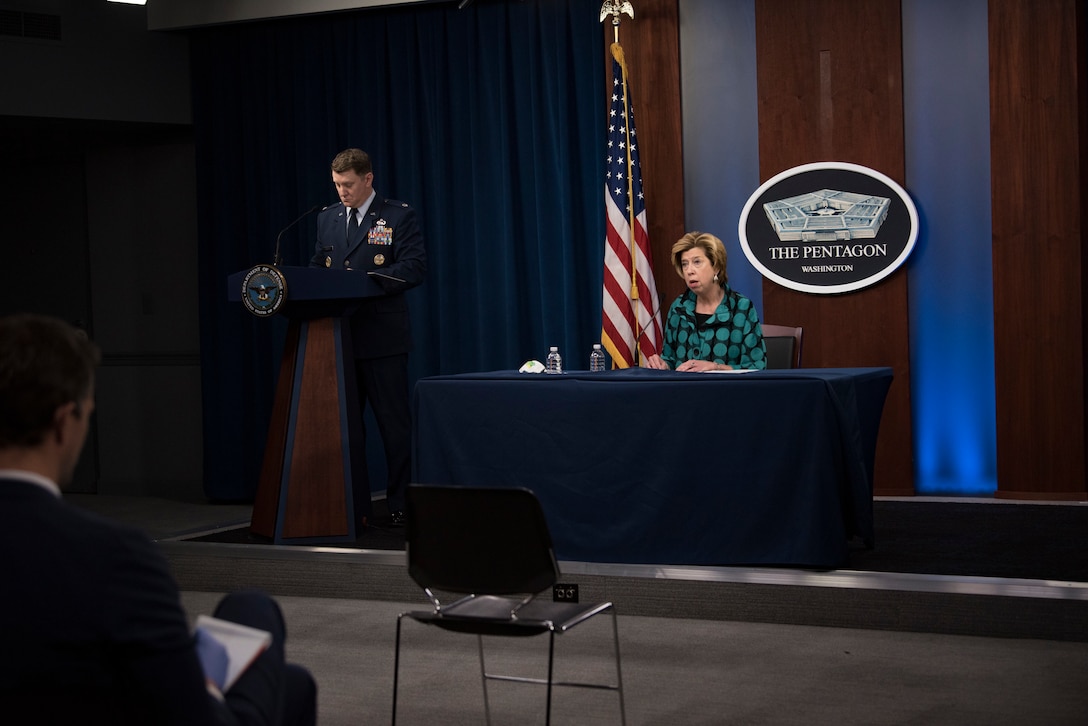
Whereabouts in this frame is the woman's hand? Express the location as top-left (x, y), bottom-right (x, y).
top-left (644, 354), bottom-right (669, 370)
top-left (676, 359), bottom-right (731, 372)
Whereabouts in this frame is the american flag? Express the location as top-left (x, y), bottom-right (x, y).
top-left (601, 42), bottom-right (662, 368)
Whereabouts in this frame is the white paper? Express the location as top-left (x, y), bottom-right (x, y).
top-left (195, 614), bottom-right (273, 691)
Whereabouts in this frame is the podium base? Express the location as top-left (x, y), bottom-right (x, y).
top-left (249, 317), bottom-right (371, 544)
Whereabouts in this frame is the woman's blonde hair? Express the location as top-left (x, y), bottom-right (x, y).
top-left (671, 231), bottom-right (728, 285)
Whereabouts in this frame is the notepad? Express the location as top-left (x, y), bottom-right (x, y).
top-left (195, 615), bottom-right (272, 691)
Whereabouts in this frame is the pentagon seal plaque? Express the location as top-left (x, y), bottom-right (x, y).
top-left (739, 162), bottom-right (918, 295)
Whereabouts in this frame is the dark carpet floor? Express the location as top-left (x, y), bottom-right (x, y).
top-left (187, 500), bottom-right (1088, 583)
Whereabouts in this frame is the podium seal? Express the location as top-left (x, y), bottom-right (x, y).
top-left (241, 264), bottom-right (287, 317)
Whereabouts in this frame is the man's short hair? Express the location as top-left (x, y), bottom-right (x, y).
top-left (0, 314), bottom-right (100, 448)
top-left (331, 148), bottom-right (373, 177)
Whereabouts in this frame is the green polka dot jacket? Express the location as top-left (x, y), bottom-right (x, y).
top-left (661, 286), bottom-right (767, 370)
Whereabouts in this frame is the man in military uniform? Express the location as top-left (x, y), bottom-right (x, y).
top-left (310, 148), bottom-right (427, 526)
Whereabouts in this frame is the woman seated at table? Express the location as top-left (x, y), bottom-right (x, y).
top-left (645, 231), bottom-right (767, 372)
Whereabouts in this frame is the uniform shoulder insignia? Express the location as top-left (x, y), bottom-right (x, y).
top-left (384, 198), bottom-right (411, 209)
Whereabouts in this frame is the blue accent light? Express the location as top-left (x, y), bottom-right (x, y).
top-left (678, 0), bottom-right (762, 311)
top-left (903, 0), bottom-right (997, 495)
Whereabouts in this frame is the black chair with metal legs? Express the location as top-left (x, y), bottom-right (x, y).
top-left (392, 484), bottom-right (626, 725)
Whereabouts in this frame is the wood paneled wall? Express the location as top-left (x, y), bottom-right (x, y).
top-left (753, 0), bottom-right (914, 494)
top-left (618, 0), bottom-right (1086, 499)
top-left (989, 0), bottom-right (1088, 498)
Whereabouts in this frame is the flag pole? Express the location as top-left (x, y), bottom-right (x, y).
top-left (601, 0), bottom-right (639, 358)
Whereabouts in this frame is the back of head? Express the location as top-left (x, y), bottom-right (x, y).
top-left (0, 314), bottom-right (101, 448)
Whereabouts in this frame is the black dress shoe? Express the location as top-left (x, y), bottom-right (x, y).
top-left (389, 510), bottom-right (406, 527)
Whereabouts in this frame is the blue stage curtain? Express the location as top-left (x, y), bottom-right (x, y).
top-left (191, 0), bottom-right (606, 500)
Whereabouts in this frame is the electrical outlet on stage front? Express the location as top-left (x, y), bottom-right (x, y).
top-left (553, 583), bottom-right (579, 603)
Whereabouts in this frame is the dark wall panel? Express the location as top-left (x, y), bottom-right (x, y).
top-left (989, 0), bottom-right (1087, 498)
top-left (754, 0), bottom-right (914, 494)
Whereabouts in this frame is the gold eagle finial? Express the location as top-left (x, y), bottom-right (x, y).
top-left (599, 1), bottom-right (634, 24)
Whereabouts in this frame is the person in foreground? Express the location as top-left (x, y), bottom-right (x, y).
top-left (0, 313), bottom-right (316, 726)
top-left (646, 231), bottom-right (767, 371)
top-left (311, 148), bottom-right (426, 527)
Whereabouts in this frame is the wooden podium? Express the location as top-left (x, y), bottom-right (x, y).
top-left (228, 265), bottom-right (382, 544)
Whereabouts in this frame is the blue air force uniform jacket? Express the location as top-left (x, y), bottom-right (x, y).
top-left (309, 194), bottom-right (427, 359)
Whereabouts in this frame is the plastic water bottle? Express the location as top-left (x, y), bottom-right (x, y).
top-left (545, 346), bottom-right (563, 374)
top-left (589, 343), bottom-right (606, 372)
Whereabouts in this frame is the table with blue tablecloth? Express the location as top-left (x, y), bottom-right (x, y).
top-left (412, 367), bottom-right (893, 568)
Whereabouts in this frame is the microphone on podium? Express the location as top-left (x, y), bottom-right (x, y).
top-left (272, 204), bottom-right (324, 266)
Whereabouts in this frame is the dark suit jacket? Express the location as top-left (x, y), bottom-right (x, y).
top-left (310, 193), bottom-right (427, 358)
top-left (0, 478), bottom-right (229, 725)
